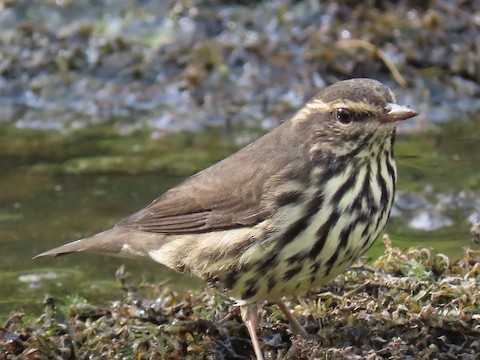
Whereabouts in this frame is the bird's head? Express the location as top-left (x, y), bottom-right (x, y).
top-left (292, 78), bottom-right (418, 158)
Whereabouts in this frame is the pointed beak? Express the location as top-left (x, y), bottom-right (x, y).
top-left (382, 103), bottom-right (418, 123)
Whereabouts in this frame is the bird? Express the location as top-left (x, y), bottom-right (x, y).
top-left (36, 78), bottom-right (418, 360)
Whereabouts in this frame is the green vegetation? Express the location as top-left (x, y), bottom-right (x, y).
top-left (1, 240), bottom-right (478, 359)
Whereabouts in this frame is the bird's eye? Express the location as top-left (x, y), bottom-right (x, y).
top-left (335, 108), bottom-right (353, 125)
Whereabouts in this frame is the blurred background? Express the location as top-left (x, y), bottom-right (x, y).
top-left (1, 0), bottom-right (479, 319)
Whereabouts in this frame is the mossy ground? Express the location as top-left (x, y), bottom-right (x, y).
top-left (2, 237), bottom-right (478, 359)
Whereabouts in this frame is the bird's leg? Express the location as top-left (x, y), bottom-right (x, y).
top-left (240, 304), bottom-right (264, 360)
top-left (276, 299), bottom-right (309, 338)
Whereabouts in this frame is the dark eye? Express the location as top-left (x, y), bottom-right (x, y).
top-left (335, 108), bottom-right (353, 125)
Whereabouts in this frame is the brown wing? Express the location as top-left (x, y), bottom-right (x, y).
top-left (116, 121), bottom-right (308, 234)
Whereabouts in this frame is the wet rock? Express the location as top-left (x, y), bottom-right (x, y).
top-left (408, 209), bottom-right (454, 231)
top-left (1, 0), bottom-right (480, 131)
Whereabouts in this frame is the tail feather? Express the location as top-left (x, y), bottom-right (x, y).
top-left (34, 227), bottom-right (151, 259)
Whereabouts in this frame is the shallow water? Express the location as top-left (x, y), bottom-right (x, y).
top-left (1, 119), bottom-right (479, 320)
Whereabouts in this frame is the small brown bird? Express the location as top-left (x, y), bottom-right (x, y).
top-left (36, 78), bottom-right (418, 360)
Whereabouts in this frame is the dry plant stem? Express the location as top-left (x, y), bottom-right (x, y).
top-left (276, 300), bottom-right (309, 338)
top-left (240, 304), bottom-right (264, 360)
top-left (336, 39), bottom-right (408, 87)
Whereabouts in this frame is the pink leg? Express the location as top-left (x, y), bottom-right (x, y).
top-left (276, 300), bottom-right (308, 338)
top-left (240, 304), bottom-right (264, 360)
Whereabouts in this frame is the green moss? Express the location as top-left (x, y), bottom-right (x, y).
top-left (1, 243), bottom-right (478, 359)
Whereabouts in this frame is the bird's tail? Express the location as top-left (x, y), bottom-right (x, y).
top-left (34, 227), bottom-right (150, 259)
